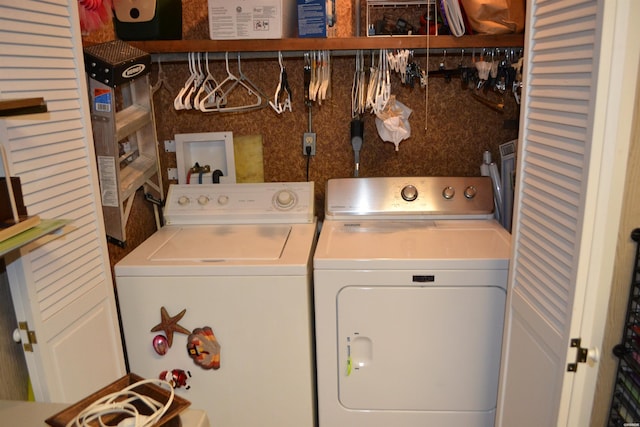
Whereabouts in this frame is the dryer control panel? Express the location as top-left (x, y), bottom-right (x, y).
top-left (325, 177), bottom-right (495, 220)
top-left (164, 182), bottom-right (315, 224)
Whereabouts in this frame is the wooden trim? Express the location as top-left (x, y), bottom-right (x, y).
top-left (109, 34), bottom-right (525, 53)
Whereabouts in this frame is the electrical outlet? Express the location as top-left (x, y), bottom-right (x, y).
top-left (303, 132), bottom-right (316, 156)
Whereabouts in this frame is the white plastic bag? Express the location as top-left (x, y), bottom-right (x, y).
top-left (375, 97), bottom-right (412, 151)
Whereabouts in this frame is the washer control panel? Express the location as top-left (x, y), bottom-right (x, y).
top-left (164, 182), bottom-right (314, 224)
top-left (326, 177), bottom-right (495, 219)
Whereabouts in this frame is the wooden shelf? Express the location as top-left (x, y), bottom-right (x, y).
top-left (0, 218), bottom-right (70, 258)
top-left (0, 216), bottom-right (41, 242)
top-left (126, 34), bottom-right (524, 53)
top-left (0, 97), bottom-right (47, 117)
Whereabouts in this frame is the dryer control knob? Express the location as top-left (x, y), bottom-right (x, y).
top-left (401, 185), bottom-right (418, 201)
top-left (464, 186), bottom-right (477, 199)
top-left (274, 190), bottom-right (296, 209)
top-left (178, 196), bottom-right (190, 206)
top-left (197, 195), bottom-right (210, 205)
top-left (217, 195), bottom-right (229, 205)
top-left (442, 186), bottom-right (455, 199)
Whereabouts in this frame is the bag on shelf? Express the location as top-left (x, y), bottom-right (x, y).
top-left (459, 0), bottom-right (525, 35)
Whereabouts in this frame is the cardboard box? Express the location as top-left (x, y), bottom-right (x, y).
top-left (209, 0), bottom-right (297, 39)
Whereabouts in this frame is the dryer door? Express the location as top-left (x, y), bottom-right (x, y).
top-left (337, 285), bottom-right (505, 412)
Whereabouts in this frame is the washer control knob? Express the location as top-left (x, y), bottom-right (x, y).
top-left (464, 186), bottom-right (477, 199)
top-left (217, 195), bottom-right (229, 205)
top-left (197, 195), bottom-right (210, 205)
top-left (401, 185), bottom-right (418, 202)
top-left (274, 190), bottom-right (296, 209)
top-left (442, 186), bottom-right (455, 200)
top-left (177, 196), bottom-right (190, 206)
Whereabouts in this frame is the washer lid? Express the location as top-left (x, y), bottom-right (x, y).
top-left (149, 225), bottom-right (291, 261)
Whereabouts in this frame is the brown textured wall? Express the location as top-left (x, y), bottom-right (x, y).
top-left (83, 0), bottom-right (520, 266)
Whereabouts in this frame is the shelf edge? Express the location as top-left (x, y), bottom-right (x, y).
top-left (102, 34), bottom-right (525, 54)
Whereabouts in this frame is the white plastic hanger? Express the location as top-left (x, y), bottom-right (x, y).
top-left (373, 49), bottom-right (391, 114)
top-left (351, 50), bottom-right (366, 118)
top-left (318, 50), bottom-right (331, 103)
top-left (195, 52), bottom-right (225, 110)
top-left (199, 53), bottom-right (264, 113)
top-left (309, 51), bottom-right (319, 101)
top-left (366, 51), bottom-right (379, 112)
top-left (184, 52), bottom-right (205, 110)
top-left (174, 52), bottom-right (197, 110)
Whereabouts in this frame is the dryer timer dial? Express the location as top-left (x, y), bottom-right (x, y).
top-left (401, 185), bottom-right (418, 201)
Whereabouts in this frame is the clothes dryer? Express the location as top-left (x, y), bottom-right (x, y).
top-left (313, 177), bottom-right (511, 427)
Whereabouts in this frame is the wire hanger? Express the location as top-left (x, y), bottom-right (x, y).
top-left (151, 59), bottom-right (173, 96)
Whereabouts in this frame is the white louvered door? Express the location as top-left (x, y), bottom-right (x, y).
top-left (0, 0), bottom-right (125, 402)
top-left (497, 0), bottom-right (640, 425)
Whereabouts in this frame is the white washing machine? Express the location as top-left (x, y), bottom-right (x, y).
top-left (115, 182), bottom-right (317, 427)
top-left (313, 177), bottom-right (511, 427)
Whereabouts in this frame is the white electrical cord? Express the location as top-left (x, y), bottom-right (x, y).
top-left (65, 379), bottom-right (175, 427)
top-left (424, 4), bottom-right (430, 131)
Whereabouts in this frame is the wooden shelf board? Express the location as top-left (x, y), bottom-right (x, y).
top-left (125, 34), bottom-right (524, 54)
top-left (0, 218), bottom-right (71, 258)
top-left (0, 215), bottom-right (41, 242)
top-left (0, 97), bottom-right (47, 117)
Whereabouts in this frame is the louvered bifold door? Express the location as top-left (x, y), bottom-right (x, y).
top-left (497, 0), bottom-right (602, 425)
top-left (0, 0), bottom-right (125, 402)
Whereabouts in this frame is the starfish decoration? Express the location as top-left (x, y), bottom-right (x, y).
top-left (150, 306), bottom-right (191, 348)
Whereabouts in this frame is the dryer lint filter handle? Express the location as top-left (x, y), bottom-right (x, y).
top-left (346, 334), bottom-right (373, 375)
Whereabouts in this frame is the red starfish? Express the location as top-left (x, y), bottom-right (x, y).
top-left (150, 306), bottom-right (191, 347)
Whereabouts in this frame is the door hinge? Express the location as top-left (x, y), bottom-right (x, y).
top-left (567, 338), bottom-right (588, 372)
top-left (18, 321), bottom-right (37, 352)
